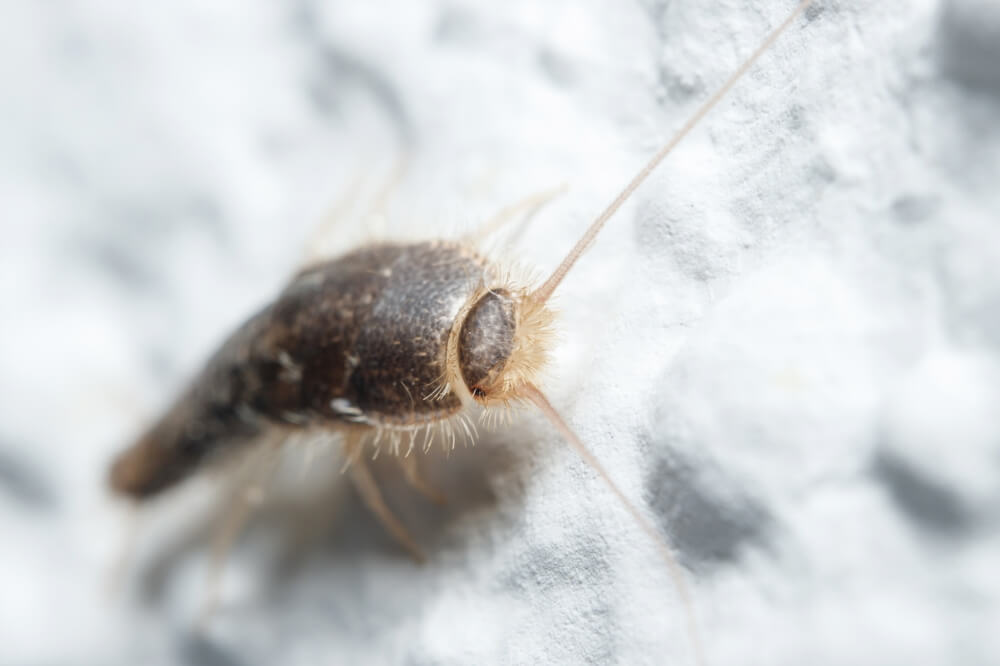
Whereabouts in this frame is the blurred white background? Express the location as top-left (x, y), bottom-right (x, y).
top-left (2, 1), bottom-right (999, 664)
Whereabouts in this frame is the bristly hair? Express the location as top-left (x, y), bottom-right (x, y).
top-left (494, 287), bottom-right (556, 402)
top-left (336, 411), bottom-right (484, 466)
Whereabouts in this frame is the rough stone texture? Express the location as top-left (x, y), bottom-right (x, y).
top-left (2, 1), bottom-right (999, 665)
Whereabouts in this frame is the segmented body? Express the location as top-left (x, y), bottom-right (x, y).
top-left (111, 240), bottom-right (516, 499)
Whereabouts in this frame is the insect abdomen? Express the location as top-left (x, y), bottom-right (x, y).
top-left (109, 308), bottom-right (279, 498)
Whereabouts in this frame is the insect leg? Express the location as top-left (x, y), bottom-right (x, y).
top-left (399, 451), bottom-right (447, 506)
top-left (344, 430), bottom-right (426, 562)
top-left (199, 444), bottom-right (281, 624)
top-left (365, 153), bottom-right (410, 227)
top-left (301, 153), bottom-right (410, 265)
top-left (301, 168), bottom-right (367, 266)
top-left (462, 184), bottom-right (567, 246)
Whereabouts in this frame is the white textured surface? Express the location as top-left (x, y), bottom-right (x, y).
top-left (2, 1), bottom-right (1000, 665)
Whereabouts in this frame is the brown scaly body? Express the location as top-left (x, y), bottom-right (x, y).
top-left (110, 240), bottom-right (545, 499)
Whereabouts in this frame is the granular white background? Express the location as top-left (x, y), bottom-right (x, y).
top-left (2, 1), bottom-right (999, 665)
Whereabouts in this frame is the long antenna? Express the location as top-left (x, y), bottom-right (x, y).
top-left (523, 383), bottom-right (705, 666)
top-left (529, 0), bottom-right (813, 307)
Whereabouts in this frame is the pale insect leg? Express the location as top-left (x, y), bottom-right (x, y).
top-left (301, 167), bottom-right (367, 266)
top-left (365, 153), bottom-right (410, 233)
top-left (301, 153), bottom-right (410, 265)
top-left (462, 184), bottom-right (568, 246)
top-left (399, 449), bottom-right (447, 506)
top-left (343, 429), bottom-right (426, 562)
top-left (199, 440), bottom-right (283, 625)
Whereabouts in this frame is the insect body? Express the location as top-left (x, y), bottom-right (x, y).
top-left (110, 240), bottom-right (551, 500)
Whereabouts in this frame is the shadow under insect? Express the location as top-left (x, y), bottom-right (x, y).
top-left (130, 425), bottom-right (524, 611)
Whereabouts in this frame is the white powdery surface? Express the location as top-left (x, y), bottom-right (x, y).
top-left (2, 1), bottom-right (999, 665)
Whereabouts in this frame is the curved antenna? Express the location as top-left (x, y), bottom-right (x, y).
top-left (529, 0), bottom-right (814, 307)
top-left (523, 383), bottom-right (705, 666)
